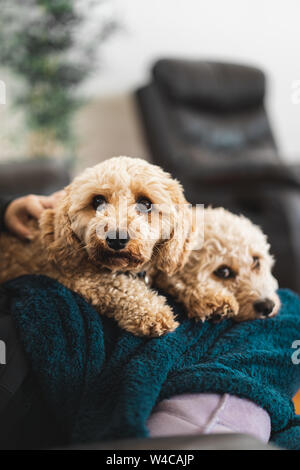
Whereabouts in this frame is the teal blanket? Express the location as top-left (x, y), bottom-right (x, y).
top-left (2, 275), bottom-right (300, 448)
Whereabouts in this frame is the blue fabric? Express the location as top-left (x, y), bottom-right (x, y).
top-left (2, 275), bottom-right (300, 448)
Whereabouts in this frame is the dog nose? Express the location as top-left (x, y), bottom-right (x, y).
top-left (253, 298), bottom-right (275, 317)
top-left (106, 230), bottom-right (130, 251)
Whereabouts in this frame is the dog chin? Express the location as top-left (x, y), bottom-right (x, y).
top-left (88, 247), bottom-right (146, 272)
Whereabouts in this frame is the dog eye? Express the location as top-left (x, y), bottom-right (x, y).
top-left (92, 195), bottom-right (106, 210)
top-left (213, 265), bottom-right (236, 280)
top-left (252, 256), bottom-right (260, 270)
top-left (136, 197), bottom-right (152, 213)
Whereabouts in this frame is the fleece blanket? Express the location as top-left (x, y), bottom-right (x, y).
top-left (1, 275), bottom-right (300, 449)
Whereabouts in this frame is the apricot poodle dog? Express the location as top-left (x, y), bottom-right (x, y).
top-left (154, 207), bottom-right (281, 322)
top-left (0, 157), bottom-right (193, 336)
top-left (0, 157), bottom-right (280, 336)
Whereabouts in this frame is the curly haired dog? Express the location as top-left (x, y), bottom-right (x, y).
top-left (0, 157), bottom-right (194, 336)
top-left (0, 157), bottom-right (280, 336)
top-left (154, 207), bottom-right (281, 322)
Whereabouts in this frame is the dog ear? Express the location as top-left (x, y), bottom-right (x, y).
top-left (39, 188), bottom-right (83, 267)
top-left (154, 203), bottom-right (194, 275)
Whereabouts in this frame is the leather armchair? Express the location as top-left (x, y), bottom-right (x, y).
top-left (137, 59), bottom-right (279, 180)
top-left (136, 59), bottom-right (300, 293)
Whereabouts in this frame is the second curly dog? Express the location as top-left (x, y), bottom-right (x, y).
top-left (154, 207), bottom-right (281, 322)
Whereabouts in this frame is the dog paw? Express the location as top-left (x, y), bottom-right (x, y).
top-left (206, 295), bottom-right (239, 322)
top-left (188, 292), bottom-right (239, 323)
top-left (137, 306), bottom-right (179, 337)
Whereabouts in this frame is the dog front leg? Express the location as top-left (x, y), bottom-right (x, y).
top-left (154, 273), bottom-right (239, 322)
top-left (65, 273), bottom-right (178, 337)
top-left (182, 283), bottom-right (239, 322)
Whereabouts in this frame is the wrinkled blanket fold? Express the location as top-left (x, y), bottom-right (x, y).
top-left (1, 275), bottom-right (300, 449)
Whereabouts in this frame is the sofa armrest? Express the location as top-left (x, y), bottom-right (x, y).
top-left (0, 159), bottom-right (70, 198)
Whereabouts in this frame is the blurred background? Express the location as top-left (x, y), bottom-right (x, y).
top-left (0, 0), bottom-right (300, 412)
top-left (1, 0), bottom-right (300, 168)
top-left (80, 0), bottom-right (300, 166)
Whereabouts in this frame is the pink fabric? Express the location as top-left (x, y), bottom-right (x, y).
top-left (147, 393), bottom-right (271, 443)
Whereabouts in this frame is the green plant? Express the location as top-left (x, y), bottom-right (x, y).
top-left (0, 0), bottom-right (117, 157)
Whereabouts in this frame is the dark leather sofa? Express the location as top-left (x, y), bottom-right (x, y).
top-left (59, 433), bottom-right (277, 450)
top-left (0, 158), bottom-right (70, 199)
top-left (137, 60), bottom-right (279, 176)
top-left (136, 59), bottom-right (300, 293)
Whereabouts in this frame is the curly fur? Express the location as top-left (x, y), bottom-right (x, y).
top-left (0, 156), bottom-right (194, 336)
top-left (154, 207), bottom-right (280, 322)
top-left (0, 157), bottom-right (279, 335)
